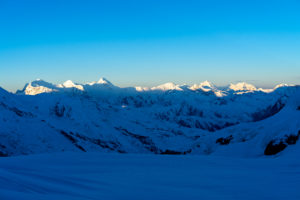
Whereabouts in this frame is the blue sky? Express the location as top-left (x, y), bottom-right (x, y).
top-left (0, 0), bottom-right (300, 91)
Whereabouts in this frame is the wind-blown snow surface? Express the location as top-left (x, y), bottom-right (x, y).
top-left (0, 78), bottom-right (299, 157)
top-left (0, 151), bottom-right (300, 200)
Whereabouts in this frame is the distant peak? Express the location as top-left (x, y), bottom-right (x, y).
top-left (274, 83), bottom-right (295, 89)
top-left (199, 80), bottom-right (216, 89)
top-left (29, 79), bottom-right (56, 88)
top-left (200, 80), bottom-right (213, 86)
top-left (229, 82), bottom-right (257, 91)
top-left (62, 80), bottom-right (84, 90)
top-left (135, 86), bottom-right (150, 92)
top-left (151, 82), bottom-right (183, 91)
top-left (32, 79), bottom-right (45, 83)
top-left (97, 77), bottom-right (113, 85)
top-left (63, 80), bottom-right (75, 87)
top-left (19, 79), bottom-right (57, 95)
top-left (189, 80), bottom-right (216, 91)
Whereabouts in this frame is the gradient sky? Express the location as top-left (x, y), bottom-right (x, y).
top-left (0, 0), bottom-right (300, 91)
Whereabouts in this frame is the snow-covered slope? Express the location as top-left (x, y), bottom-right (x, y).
top-left (1, 78), bottom-right (299, 157)
top-left (1, 152), bottom-right (299, 200)
top-left (192, 89), bottom-right (300, 157)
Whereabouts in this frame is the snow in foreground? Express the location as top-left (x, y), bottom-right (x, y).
top-left (0, 152), bottom-right (299, 200)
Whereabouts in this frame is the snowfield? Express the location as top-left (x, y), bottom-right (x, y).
top-left (0, 151), bottom-right (300, 200)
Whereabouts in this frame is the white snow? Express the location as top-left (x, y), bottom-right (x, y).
top-left (62, 80), bottom-right (84, 90)
top-left (151, 82), bottom-right (183, 91)
top-left (189, 80), bottom-right (216, 91)
top-left (24, 83), bottom-right (57, 95)
top-left (135, 86), bottom-right (150, 92)
top-left (97, 77), bottom-right (113, 85)
top-left (0, 152), bottom-right (299, 200)
top-left (274, 83), bottom-right (295, 89)
top-left (17, 78), bottom-right (298, 96)
top-left (229, 82), bottom-right (257, 92)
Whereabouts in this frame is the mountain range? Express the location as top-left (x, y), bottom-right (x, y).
top-left (1, 77), bottom-right (299, 157)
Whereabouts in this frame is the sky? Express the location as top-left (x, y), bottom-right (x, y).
top-left (0, 0), bottom-right (300, 92)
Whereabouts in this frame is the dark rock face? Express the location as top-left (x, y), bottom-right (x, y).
top-left (0, 102), bottom-right (34, 117)
top-left (60, 130), bottom-right (125, 153)
top-left (115, 127), bottom-right (160, 154)
top-left (216, 135), bottom-right (233, 145)
top-left (178, 119), bottom-right (191, 128)
top-left (0, 144), bottom-right (8, 157)
top-left (264, 141), bottom-right (287, 155)
top-left (264, 131), bottom-right (300, 155)
top-left (0, 151), bottom-right (8, 157)
top-left (160, 150), bottom-right (182, 155)
top-left (160, 149), bottom-right (192, 155)
top-left (116, 127), bottom-right (193, 155)
top-left (60, 130), bottom-right (86, 152)
top-left (286, 133), bottom-right (300, 145)
top-left (53, 102), bottom-right (72, 118)
top-left (54, 103), bottom-right (66, 117)
top-left (70, 132), bottom-right (124, 153)
top-left (252, 100), bottom-right (285, 122)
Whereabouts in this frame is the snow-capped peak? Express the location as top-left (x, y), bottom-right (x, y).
top-left (63, 80), bottom-right (75, 87)
top-left (200, 80), bottom-right (215, 88)
top-left (87, 77), bottom-right (114, 87)
top-left (189, 80), bottom-right (216, 91)
top-left (20, 79), bottom-right (58, 95)
top-left (30, 79), bottom-right (55, 88)
top-left (135, 86), bottom-right (150, 92)
top-left (98, 77), bottom-right (113, 85)
top-left (229, 82), bottom-right (257, 91)
top-left (62, 80), bottom-right (84, 91)
top-left (151, 82), bottom-right (183, 91)
top-left (274, 83), bottom-right (295, 90)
